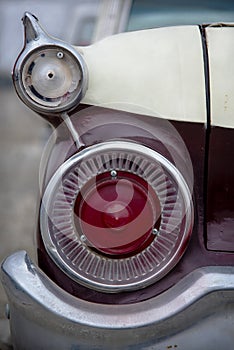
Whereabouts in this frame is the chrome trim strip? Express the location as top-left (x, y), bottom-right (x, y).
top-left (1, 251), bottom-right (234, 349)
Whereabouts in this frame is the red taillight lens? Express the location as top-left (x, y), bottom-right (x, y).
top-left (74, 172), bottom-right (161, 257)
top-left (40, 141), bottom-right (193, 292)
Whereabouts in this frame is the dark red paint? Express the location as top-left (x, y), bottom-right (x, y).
top-left (206, 126), bottom-right (234, 252)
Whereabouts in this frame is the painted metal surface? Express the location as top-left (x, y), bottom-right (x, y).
top-left (206, 126), bottom-right (234, 252)
top-left (205, 25), bottom-right (234, 251)
top-left (79, 25), bottom-right (207, 124)
top-left (2, 251), bottom-right (234, 350)
top-left (206, 25), bottom-right (234, 129)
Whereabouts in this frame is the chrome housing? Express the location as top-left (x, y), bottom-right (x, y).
top-left (12, 12), bottom-right (88, 115)
top-left (40, 141), bottom-right (193, 292)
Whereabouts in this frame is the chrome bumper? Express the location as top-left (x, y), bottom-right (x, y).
top-left (1, 251), bottom-right (234, 350)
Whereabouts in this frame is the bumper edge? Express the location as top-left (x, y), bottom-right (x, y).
top-left (1, 250), bottom-right (234, 349)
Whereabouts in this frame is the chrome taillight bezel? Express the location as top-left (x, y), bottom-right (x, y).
top-left (40, 141), bottom-right (194, 293)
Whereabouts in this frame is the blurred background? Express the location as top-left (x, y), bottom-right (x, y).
top-left (1, 0), bottom-right (234, 348)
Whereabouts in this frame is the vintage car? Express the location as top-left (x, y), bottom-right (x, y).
top-left (1, 7), bottom-right (234, 350)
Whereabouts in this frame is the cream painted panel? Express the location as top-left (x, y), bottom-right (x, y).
top-left (76, 26), bottom-right (206, 123)
top-left (206, 26), bottom-right (234, 128)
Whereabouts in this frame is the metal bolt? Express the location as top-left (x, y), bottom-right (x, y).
top-left (152, 228), bottom-right (159, 236)
top-left (80, 235), bottom-right (86, 242)
top-left (57, 52), bottom-right (64, 59)
top-left (110, 170), bottom-right (117, 178)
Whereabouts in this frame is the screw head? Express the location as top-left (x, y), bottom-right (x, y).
top-left (80, 235), bottom-right (86, 242)
top-left (152, 228), bottom-right (159, 236)
top-left (110, 170), bottom-right (117, 178)
top-left (57, 52), bottom-right (64, 59)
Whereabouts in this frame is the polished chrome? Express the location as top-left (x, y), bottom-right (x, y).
top-left (5, 304), bottom-right (10, 320)
top-left (40, 141), bottom-right (193, 293)
top-left (152, 228), bottom-right (159, 235)
top-left (80, 235), bottom-right (86, 242)
top-left (61, 112), bottom-right (84, 149)
top-left (57, 52), bottom-right (64, 59)
top-left (110, 169), bottom-right (117, 178)
top-left (13, 12), bottom-right (88, 115)
top-left (1, 251), bottom-right (234, 349)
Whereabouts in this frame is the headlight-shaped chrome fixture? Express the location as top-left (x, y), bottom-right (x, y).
top-left (12, 12), bottom-right (88, 115)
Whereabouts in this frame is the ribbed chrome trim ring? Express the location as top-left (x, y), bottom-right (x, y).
top-left (40, 141), bottom-right (193, 292)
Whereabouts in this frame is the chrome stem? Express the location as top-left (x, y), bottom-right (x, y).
top-left (22, 12), bottom-right (49, 44)
top-left (61, 112), bottom-right (84, 150)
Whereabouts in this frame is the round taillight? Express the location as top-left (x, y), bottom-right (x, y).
top-left (74, 171), bottom-right (161, 257)
top-left (41, 141), bottom-right (193, 292)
